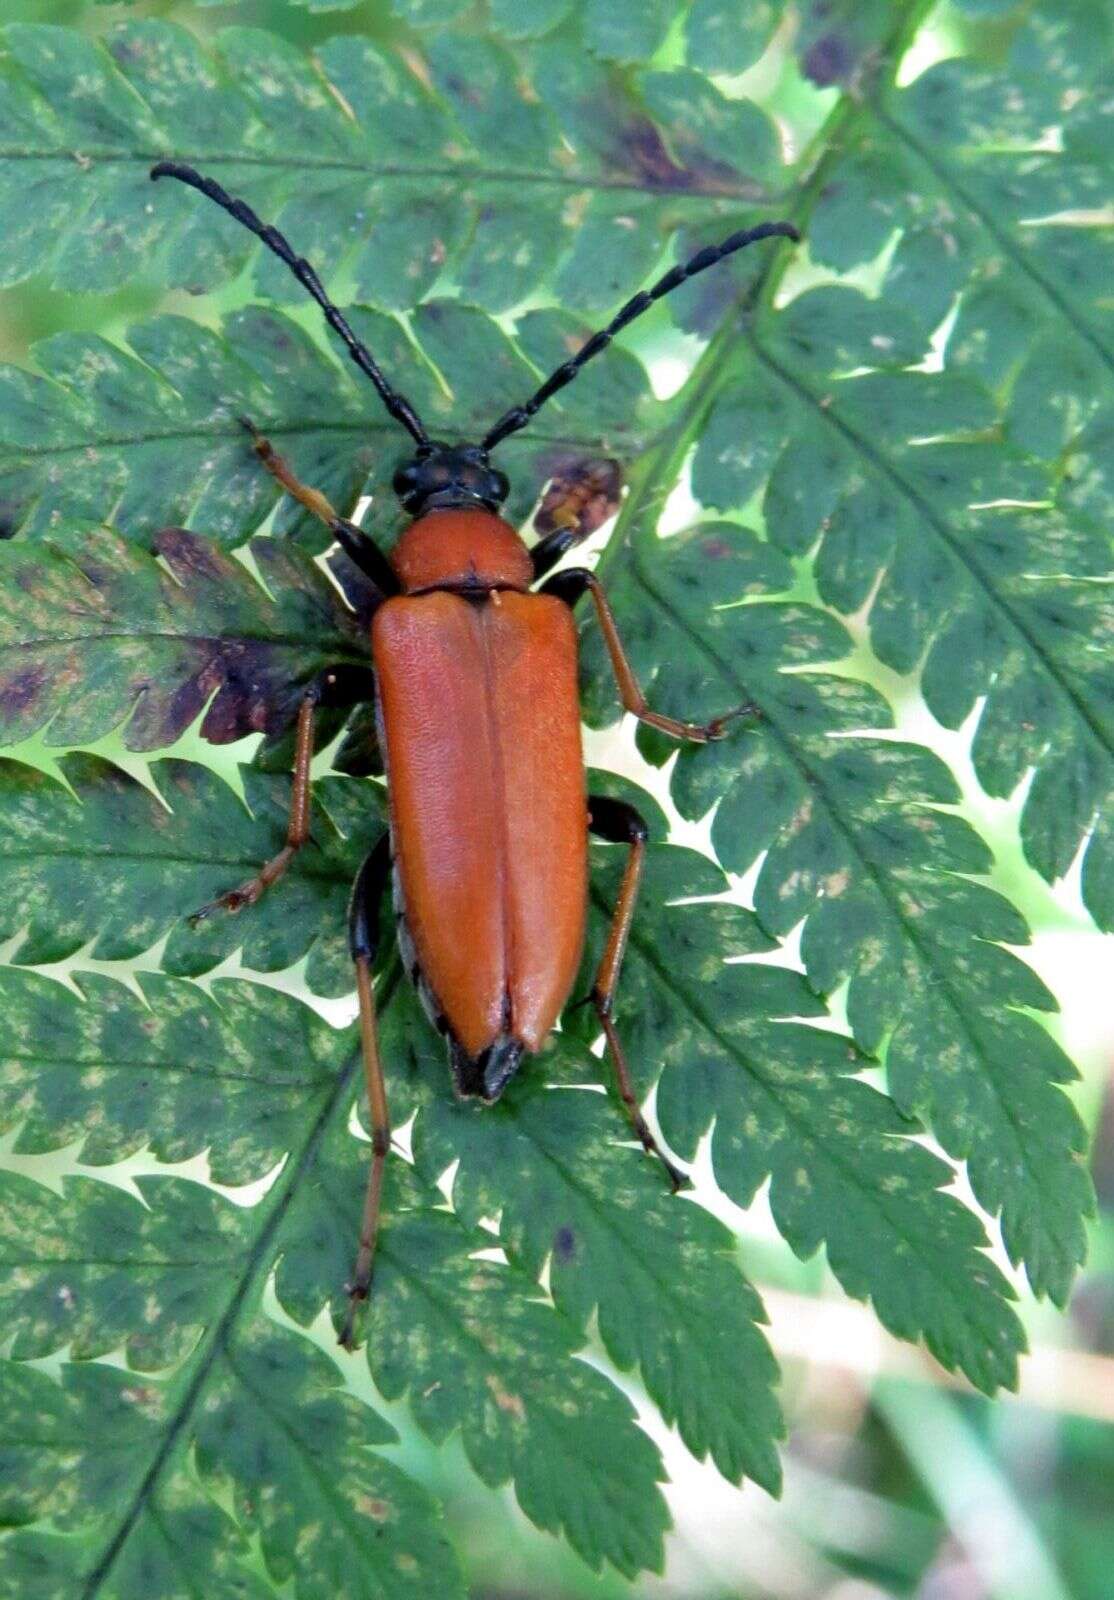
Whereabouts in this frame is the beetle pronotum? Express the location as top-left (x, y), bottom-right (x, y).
top-left (151, 161), bottom-right (798, 1347)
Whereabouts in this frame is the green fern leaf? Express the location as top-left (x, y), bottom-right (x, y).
top-left (575, 807), bottom-right (1026, 1392)
top-left (284, 1146), bottom-right (671, 1577)
top-left (0, 757), bottom-right (787, 1492)
top-left (0, 756), bottom-right (373, 994)
top-left (399, 990), bottom-right (787, 1491)
top-left (0, 742), bottom-right (1027, 1394)
top-left (0, 978), bottom-right (464, 1596)
top-left (0, 303), bottom-right (652, 544)
top-left (0, 1321), bottom-right (462, 1599)
top-left (0, 970), bottom-right (684, 1582)
top-left (0, 1), bottom-right (1101, 1588)
top-left (0, 968), bottom-right (347, 1182)
top-left (0, 527), bottom-right (368, 745)
top-left (597, 512), bottom-right (1092, 1304)
top-left (0, 19), bottom-right (782, 302)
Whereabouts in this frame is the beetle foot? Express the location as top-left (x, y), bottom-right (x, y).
top-left (704, 700), bottom-right (762, 740)
top-left (188, 880), bottom-right (260, 925)
top-left (637, 1134), bottom-right (689, 1193)
top-left (339, 1284), bottom-right (368, 1351)
top-left (662, 1155), bottom-right (692, 1193)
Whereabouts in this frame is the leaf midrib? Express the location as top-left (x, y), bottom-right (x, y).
top-left (2, 1256), bottom-right (237, 1269)
top-left (0, 144), bottom-right (772, 202)
top-left (74, 959), bottom-right (408, 1597)
top-left (0, 841), bottom-right (349, 881)
top-left (8, 1049), bottom-right (332, 1089)
top-left (2, 416), bottom-right (647, 462)
top-left (0, 628), bottom-right (365, 652)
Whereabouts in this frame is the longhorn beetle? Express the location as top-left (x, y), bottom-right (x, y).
top-left (151, 161), bottom-right (799, 1348)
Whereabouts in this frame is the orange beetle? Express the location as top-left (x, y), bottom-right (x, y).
top-left (152, 162), bottom-right (798, 1346)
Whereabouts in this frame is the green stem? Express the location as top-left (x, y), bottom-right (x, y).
top-left (596, 0), bottom-right (937, 581)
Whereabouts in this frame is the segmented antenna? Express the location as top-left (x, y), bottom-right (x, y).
top-left (150, 162), bottom-right (431, 451)
top-left (481, 220), bottom-right (800, 452)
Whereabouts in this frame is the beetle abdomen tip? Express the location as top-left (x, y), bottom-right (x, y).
top-left (450, 1034), bottom-right (526, 1103)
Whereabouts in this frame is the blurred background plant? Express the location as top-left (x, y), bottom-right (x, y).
top-left (0, 2), bottom-right (1109, 1597)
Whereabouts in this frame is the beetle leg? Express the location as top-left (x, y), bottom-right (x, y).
top-left (340, 835), bottom-right (393, 1351)
top-left (241, 417), bottom-right (398, 594)
top-left (529, 525), bottom-right (584, 583)
top-left (587, 795), bottom-right (688, 1192)
top-left (543, 568), bottom-right (759, 742)
top-left (189, 688), bottom-right (318, 923)
top-left (244, 417), bottom-right (341, 526)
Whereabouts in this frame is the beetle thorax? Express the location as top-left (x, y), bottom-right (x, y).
top-left (389, 508), bottom-right (534, 594)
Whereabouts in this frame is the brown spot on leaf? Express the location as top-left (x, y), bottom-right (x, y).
top-left (485, 1373), bottom-right (526, 1420)
top-left (700, 536), bottom-right (734, 560)
top-left (154, 527), bottom-right (235, 587)
top-left (121, 1385), bottom-right (158, 1405)
top-left (356, 1495), bottom-right (392, 1522)
top-left (0, 662), bottom-right (48, 718)
top-left (615, 117), bottom-right (743, 195)
top-left (617, 117), bottom-right (695, 191)
top-left (535, 456), bottom-right (623, 540)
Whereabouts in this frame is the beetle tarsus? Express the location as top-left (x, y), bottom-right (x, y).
top-left (188, 881), bottom-right (259, 924)
top-left (704, 700), bottom-right (763, 740)
top-left (338, 1285), bottom-right (368, 1351)
top-left (662, 1155), bottom-right (691, 1194)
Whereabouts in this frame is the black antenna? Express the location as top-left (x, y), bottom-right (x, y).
top-left (150, 162), bottom-right (431, 452)
top-left (481, 220), bottom-right (800, 452)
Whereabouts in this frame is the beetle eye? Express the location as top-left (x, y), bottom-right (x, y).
top-left (392, 462), bottom-right (420, 500)
top-left (490, 469), bottom-right (510, 504)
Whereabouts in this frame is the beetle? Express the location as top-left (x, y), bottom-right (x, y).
top-left (150, 161), bottom-right (798, 1347)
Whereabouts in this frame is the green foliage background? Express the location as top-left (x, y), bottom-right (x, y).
top-left (0, 1), bottom-right (1110, 1596)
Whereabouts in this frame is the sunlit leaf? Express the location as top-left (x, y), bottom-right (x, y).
top-left (0, 1), bottom-right (1100, 1589)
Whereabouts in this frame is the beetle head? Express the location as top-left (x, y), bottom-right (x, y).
top-left (393, 442), bottom-right (510, 518)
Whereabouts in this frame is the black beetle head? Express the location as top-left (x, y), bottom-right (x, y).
top-left (393, 442), bottom-right (510, 517)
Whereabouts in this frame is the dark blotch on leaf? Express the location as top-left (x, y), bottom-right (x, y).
top-left (553, 1225), bottom-right (577, 1264)
top-left (0, 499), bottom-right (21, 539)
top-left (616, 118), bottom-right (695, 192)
top-left (0, 663), bottom-right (48, 716)
top-left (802, 32), bottom-right (856, 87)
top-left (155, 526), bottom-right (230, 585)
top-left (108, 36), bottom-right (143, 66)
top-left (535, 455), bottom-right (623, 541)
top-left (700, 536), bottom-right (734, 560)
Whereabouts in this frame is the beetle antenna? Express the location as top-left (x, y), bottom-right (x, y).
top-left (150, 162), bottom-right (431, 451)
top-left (481, 220), bottom-right (800, 452)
